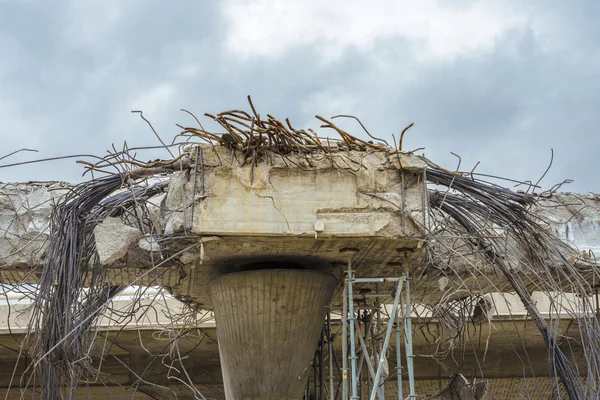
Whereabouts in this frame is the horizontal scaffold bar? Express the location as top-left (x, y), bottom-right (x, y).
top-left (351, 277), bottom-right (405, 283)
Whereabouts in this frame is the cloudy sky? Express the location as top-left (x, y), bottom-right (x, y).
top-left (0, 0), bottom-right (598, 192)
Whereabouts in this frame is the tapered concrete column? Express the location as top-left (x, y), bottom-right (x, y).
top-left (210, 269), bottom-right (337, 400)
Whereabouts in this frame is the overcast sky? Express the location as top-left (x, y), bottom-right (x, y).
top-left (0, 0), bottom-right (598, 192)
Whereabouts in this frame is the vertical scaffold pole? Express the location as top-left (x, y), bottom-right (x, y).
top-left (369, 278), bottom-right (404, 400)
top-left (404, 268), bottom-right (416, 398)
top-left (320, 328), bottom-right (325, 400)
top-left (356, 323), bottom-right (382, 399)
top-left (327, 311), bottom-right (335, 400)
top-left (343, 249), bottom-right (359, 400)
top-left (376, 289), bottom-right (385, 400)
top-left (384, 261), bottom-right (404, 400)
top-left (396, 309), bottom-right (403, 400)
top-left (342, 284), bottom-right (348, 400)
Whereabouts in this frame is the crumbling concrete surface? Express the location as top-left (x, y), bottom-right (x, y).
top-left (1, 147), bottom-right (599, 306)
top-left (0, 146), bottom-right (429, 305)
top-left (415, 191), bottom-right (600, 303)
top-left (161, 146), bottom-right (428, 238)
top-left (94, 217), bottom-right (142, 265)
top-left (536, 192), bottom-right (600, 259)
top-left (0, 182), bottom-right (70, 277)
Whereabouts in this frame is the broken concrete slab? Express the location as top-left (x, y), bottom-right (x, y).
top-left (1, 147), bottom-right (598, 307)
top-left (0, 181), bottom-right (70, 270)
top-left (94, 217), bottom-right (141, 265)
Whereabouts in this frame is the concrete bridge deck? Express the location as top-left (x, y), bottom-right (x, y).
top-left (1, 143), bottom-right (599, 399)
top-left (0, 288), bottom-right (588, 399)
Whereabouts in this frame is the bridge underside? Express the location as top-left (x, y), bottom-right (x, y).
top-left (0, 317), bottom-right (582, 399)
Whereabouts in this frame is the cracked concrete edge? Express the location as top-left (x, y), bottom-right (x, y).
top-left (0, 162), bottom-right (598, 281)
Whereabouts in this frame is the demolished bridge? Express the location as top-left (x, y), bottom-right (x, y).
top-left (1, 102), bottom-right (599, 399)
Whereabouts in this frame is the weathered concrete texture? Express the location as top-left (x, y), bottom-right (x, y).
top-left (0, 181), bottom-right (69, 272)
top-left (0, 146), bottom-right (428, 306)
top-left (94, 217), bottom-right (141, 265)
top-left (209, 269), bottom-right (337, 400)
top-left (165, 146), bottom-right (427, 307)
top-left (1, 150), bottom-right (599, 306)
top-left (535, 193), bottom-right (600, 258)
top-left (412, 192), bottom-right (600, 303)
top-left (0, 181), bottom-right (182, 288)
top-left (162, 146), bottom-right (427, 238)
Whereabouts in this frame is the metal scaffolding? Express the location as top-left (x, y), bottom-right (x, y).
top-left (304, 251), bottom-right (417, 400)
top-left (340, 251), bottom-right (417, 400)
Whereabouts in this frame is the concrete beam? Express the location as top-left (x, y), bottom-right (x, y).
top-left (1, 150), bottom-right (599, 308)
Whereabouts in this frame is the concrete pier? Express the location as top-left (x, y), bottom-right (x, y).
top-left (210, 268), bottom-right (337, 400)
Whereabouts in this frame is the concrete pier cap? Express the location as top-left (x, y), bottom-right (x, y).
top-left (0, 146), bottom-right (431, 398)
top-left (188, 147), bottom-right (428, 398)
top-left (166, 145), bottom-right (429, 308)
top-left (209, 267), bottom-right (337, 400)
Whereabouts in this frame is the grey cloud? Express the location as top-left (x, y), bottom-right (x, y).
top-left (0, 1), bottom-right (598, 193)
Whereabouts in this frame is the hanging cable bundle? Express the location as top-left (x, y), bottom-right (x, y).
top-left (427, 168), bottom-right (595, 399)
top-left (26, 173), bottom-right (171, 398)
